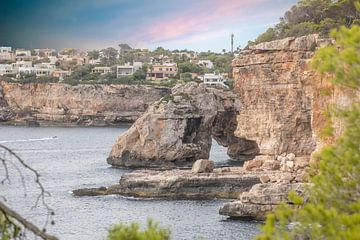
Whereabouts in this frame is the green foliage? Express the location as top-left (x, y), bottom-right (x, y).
top-left (312, 25), bottom-right (360, 88)
top-left (101, 47), bottom-right (118, 66)
top-left (107, 219), bottom-right (170, 240)
top-left (0, 212), bottom-right (20, 240)
top-left (256, 25), bottom-right (360, 240)
top-left (197, 52), bottom-right (234, 73)
top-left (177, 62), bottom-right (202, 74)
top-left (251, 0), bottom-right (360, 45)
top-left (133, 65), bottom-right (148, 81)
top-left (88, 50), bottom-right (100, 60)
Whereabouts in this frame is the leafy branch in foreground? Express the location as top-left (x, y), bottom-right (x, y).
top-left (0, 144), bottom-right (58, 240)
top-left (107, 218), bottom-right (170, 240)
top-left (255, 25), bottom-right (360, 240)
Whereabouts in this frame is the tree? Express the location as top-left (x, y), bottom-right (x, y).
top-left (256, 25), bottom-right (360, 240)
top-left (118, 43), bottom-right (132, 54)
top-left (101, 47), bottom-right (118, 66)
top-left (251, 0), bottom-right (360, 45)
top-left (88, 50), bottom-right (100, 60)
top-left (107, 219), bottom-right (170, 240)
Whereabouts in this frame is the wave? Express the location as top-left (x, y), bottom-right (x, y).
top-left (0, 136), bottom-right (58, 144)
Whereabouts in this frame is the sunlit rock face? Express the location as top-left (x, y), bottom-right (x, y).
top-left (233, 35), bottom-right (326, 157)
top-left (107, 82), bottom-right (259, 168)
top-left (0, 81), bottom-right (170, 126)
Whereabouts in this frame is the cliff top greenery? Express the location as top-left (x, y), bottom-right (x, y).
top-left (249, 0), bottom-right (360, 45)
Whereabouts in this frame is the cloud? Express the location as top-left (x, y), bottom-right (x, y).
top-left (128, 0), bottom-right (267, 45)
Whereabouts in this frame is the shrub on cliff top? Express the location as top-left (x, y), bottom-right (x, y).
top-left (255, 25), bottom-right (360, 240)
top-left (249, 0), bottom-right (360, 45)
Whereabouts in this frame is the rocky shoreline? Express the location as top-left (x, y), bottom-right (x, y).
top-left (0, 81), bottom-right (170, 126)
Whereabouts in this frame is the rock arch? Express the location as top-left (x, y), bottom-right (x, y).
top-left (107, 83), bottom-right (259, 168)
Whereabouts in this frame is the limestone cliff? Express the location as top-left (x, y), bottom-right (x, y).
top-left (233, 34), bottom-right (358, 158)
top-left (0, 81), bottom-right (170, 126)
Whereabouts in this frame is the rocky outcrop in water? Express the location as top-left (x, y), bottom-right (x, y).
top-left (219, 183), bottom-right (307, 220)
top-left (0, 81), bottom-right (170, 126)
top-left (107, 83), bottom-right (259, 168)
top-left (73, 167), bottom-right (275, 199)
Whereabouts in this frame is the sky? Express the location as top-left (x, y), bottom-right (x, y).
top-left (0, 0), bottom-right (298, 52)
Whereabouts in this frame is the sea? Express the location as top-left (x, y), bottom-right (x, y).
top-left (0, 125), bottom-right (260, 240)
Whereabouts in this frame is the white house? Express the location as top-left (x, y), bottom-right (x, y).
top-left (34, 48), bottom-right (56, 58)
top-left (0, 46), bottom-right (15, 61)
top-left (116, 62), bottom-right (143, 78)
top-left (15, 49), bottom-right (31, 57)
top-left (12, 61), bottom-right (32, 71)
top-left (18, 67), bottom-right (36, 75)
top-left (197, 60), bottom-right (214, 69)
top-left (92, 66), bottom-right (112, 75)
top-left (0, 64), bottom-right (16, 75)
top-left (202, 73), bottom-right (226, 86)
top-left (53, 70), bottom-right (70, 81)
top-left (0, 47), bottom-right (12, 53)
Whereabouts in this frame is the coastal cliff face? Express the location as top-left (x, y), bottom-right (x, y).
top-left (233, 34), bottom-right (330, 158)
top-left (0, 81), bottom-right (170, 126)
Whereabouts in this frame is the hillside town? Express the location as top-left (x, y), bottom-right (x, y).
top-left (0, 45), bottom-right (234, 87)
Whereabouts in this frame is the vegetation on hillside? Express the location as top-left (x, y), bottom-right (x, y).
top-left (256, 25), bottom-right (360, 240)
top-left (249, 0), bottom-right (360, 45)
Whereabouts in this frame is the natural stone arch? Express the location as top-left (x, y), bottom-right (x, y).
top-left (107, 83), bottom-right (260, 168)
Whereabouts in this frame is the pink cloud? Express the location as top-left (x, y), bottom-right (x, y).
top-left (129, 0), bottom-right (267, 45)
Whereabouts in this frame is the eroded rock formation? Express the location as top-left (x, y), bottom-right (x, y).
top-left (0, 85), bottom-right (14, 122)
top-left (107, 82), bottom-right (259, 168)
top-left (74, 167), bottom-right (267, 199)
top-left (0, 81), bottom-right (170, 126)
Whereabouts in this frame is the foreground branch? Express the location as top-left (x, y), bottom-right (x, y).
top-left (0, 201), bottom-right (58, 240)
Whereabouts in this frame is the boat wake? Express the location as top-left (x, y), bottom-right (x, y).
top-left (0, 136), bottom-right (58, 144)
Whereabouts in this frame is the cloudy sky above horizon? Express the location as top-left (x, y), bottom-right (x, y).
top-left (1, 0), bottom-right (297, 52)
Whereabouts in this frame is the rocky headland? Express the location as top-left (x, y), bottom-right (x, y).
top-left (73, 35), bottom-right (358, 220)
top-left (0, 81), bottom-right (170, 126)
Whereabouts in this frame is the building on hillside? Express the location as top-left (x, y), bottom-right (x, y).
top-left (18, 64), bottom-right (54, 77)
top-left (15, 49), bottom-right (37, 61)
top-left (15, 49), bottom-right (31, 57)
top-left (116, 62), bottom-right (143, 78)
top-left (146, 63), bottom-right (178, 81)
top-left (202, 73), bottom-right (226, 86)
top-left (35, 68), bottom-right (53, 77)
top-left (89, 59), bottom-right (101, 65)
top-left (34, 63), bottom-right (56, 70)
top-left (92, 66), bottom-right (112, 75)
top-left (0, 64), bottom-right (16, 75)
top-left (53, 70), bottom-right (71, 81)
top-left (197, 60), bottom-right (214, 69)
top-left (0, 47), bottom-right (11, 53)
top-left (48, 56), bottom-right (59, 65)
top-left (18, 67), bottom-right (36, 75)
top-left (34, 48), bottom-right (56, 58)
top-left (0, 47), bottom-right (15, 61)
top-left (12, 61), bottom-right (32, 71)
